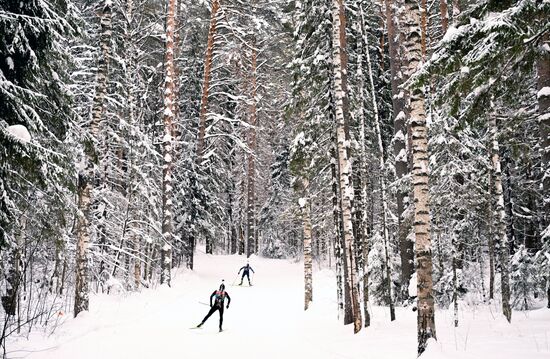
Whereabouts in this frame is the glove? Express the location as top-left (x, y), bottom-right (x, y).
top-left (226, 304), bottom-right (229, 309)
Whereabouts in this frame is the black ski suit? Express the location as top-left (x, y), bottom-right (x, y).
top-left (238, 264), bottom-right (255, 285)
top-left (200, 290), bottom-right (231, 330)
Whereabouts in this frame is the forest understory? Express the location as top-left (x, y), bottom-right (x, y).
top-left (7, 250), bottom-right (550, 359)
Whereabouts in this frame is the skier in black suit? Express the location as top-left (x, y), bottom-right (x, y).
top-left (197, 281), bottom-right (231, 332)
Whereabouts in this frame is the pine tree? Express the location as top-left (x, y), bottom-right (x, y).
top-left (196, 0), bottom-right (221, 164)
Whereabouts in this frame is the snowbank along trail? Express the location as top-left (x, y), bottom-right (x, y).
top-left (8, 250), bottom-right (550, 359)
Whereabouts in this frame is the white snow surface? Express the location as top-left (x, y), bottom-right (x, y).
top-left (538, 86), bottom-right (550, 99)
top-left (408, 272), bottom-right (417, 297)
top-left (9, 250), bottom-right (550, 359)
top-left (6, 124), bottom-right (31, 144)
top-left (6, 56), bottom-right (14, 70)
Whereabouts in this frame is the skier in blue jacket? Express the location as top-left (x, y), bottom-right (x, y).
top-left (238, 262), bottom-right (255, 286)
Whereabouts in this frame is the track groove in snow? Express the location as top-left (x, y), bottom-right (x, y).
top-left (8, 251), bottom-right (550, 359)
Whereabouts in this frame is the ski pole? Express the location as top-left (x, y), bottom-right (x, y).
top-left (231, 273), bottom-right (239, 286)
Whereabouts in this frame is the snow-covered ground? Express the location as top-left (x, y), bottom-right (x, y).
top-left (8, 250), bottom-right (550, 359)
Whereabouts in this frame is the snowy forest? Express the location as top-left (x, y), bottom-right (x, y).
top-left (1, 0), bottom-right (549, 358)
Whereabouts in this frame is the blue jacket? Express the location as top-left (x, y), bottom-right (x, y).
top-left (238, 264), bottom-right (255, 275)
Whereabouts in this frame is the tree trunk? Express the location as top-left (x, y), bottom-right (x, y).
top-left (133, 231), bottom-right (141, 288)
top-left (196, 0), bottom-right (220, 164)
top-left (361, 4), bottom-right (395, 321)
top-left (75, 174), bottom-right (92, 316)
top-left (187, 219), bottom-right (195, 270)
top-left (124, 0), bottom-right (140, 290)
top-left (489, 114), bottom-right (512, 322)
top-left (301, 178), bottom-right (313, 310)
top-left (246, 36), bottom-right (258, 258)
top-left (451, 0), bottom-right (460, 19)
top-left (239, 225), bottom-right (245, 256)
top-left (537, 35), bottom-right (549, 300)
top-left (229, 168), bottom-right (237, 254)
top-left (75, 0), bottom-right (112, 317)
top-left (420, 0), bottom-right (428, 58)
top-left (160, 0), bottom-right (177, 286)
top-left (144, 242), bottom-right (150, 281)
top-left (332, 0), bottom-right (362, 333)
top-left (487, 171), bottom-right (495, 300)
top-left (386, 0), bottom-right (413, 299)
top-left (477, 235), bottom-right (486, 301)
top-left (440, 0), bottom-right (449, 34)
top-left (51, 231), bottom-right (66, 295)
top-left (331, 143), bottom-right (345, 319)
top-left (452, 230), bottom-right (458, 327)
top-left (403, 0), bottom-right (436, 352)
top-left (340, 181), bottom-right (353, 325)
top-left (2, 217), bottom-right (24, 318)
top-left (355, 6), bottom-right (370, 327)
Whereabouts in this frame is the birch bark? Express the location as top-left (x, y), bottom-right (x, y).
top-left (160, 0), bottom-right (177, 286)
top-left (301, 178), bottom-right (313, 310)
top-left (75, 0), bottom-right (112, 316)
top-left (402, 0), bottom-right (436, 352)
top-left (332, 0), bottom-right (362, 333)
top-left (489, 114), bottom-right (512, 322)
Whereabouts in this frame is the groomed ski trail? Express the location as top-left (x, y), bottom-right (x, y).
top-left (8, 249), bottom-right (550, 359)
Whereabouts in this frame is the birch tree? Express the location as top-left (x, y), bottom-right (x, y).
top-left (360, 3), bottom-right (395, 321)
top-left (385, 0), bottom-right (413, 298)
top-left (489, 113), bottom-right (512, 322)
top-left (332, 0), bottom-right (362, 334)
top-left (403, 0), bottom-right (436, 352)
top-left (355, 2), bottom-right (371, 327)
top-left (75, 0), bottom-right (112, 316)
top-left (300, 178), bottom-right (313, 310)
top-left (160, 0), bottom-right (177, 286)
top-left (331, 143), bottom-right (345, 319)
top-left (487, 171), bottom-right (496, 300)
top-left (246, 37), bottom-right (258, 258)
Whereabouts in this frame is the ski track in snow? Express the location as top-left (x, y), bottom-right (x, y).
top-left (8, 251), bottom-right (550, 359)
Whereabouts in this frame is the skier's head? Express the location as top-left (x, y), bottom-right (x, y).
top-left (219, 280), bottom-right (225, 291)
